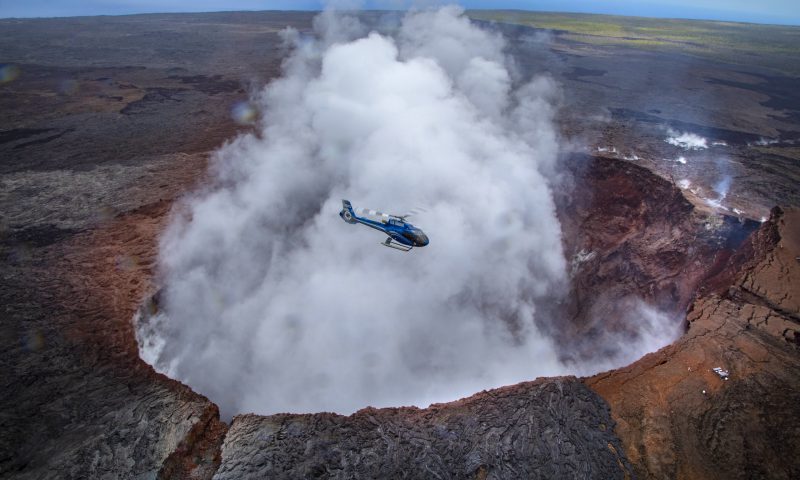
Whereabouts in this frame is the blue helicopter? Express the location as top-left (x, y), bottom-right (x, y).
top-left (339, 199), bottom-right (429, 251)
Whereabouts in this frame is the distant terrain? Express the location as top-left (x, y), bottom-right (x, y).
top-left (469, 11), bottom-right (800, 219)
top-left (470, 10), bottom-right (800, 75)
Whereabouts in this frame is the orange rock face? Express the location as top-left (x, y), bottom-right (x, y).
top-left (587, 207), bottom-right (800, 480)
top-left (553, 154), bottom-right (760, 364)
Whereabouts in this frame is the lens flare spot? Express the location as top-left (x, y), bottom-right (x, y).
top-left (115, 254), bottom-right (139, 272)
top-left (24, 329), bottom-right (45, 351)
top-left (8, 243), bottom-right (33, 263)
top-left (231, 101), bottom-right (257, 125)
top-left (95, 205), bottom-right (117, 223)
top-left (0, 64), bottom-right (20, 84)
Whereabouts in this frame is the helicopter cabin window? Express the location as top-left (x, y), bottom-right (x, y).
top-left (389, 219), bottom-right (401, 226)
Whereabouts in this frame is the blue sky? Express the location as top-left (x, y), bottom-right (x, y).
top-left (0, 1), bottom-right (798, 25)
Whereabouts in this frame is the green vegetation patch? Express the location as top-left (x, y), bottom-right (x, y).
top-left (469, 10), bottom-right (800, 75)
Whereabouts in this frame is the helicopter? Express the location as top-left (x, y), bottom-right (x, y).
top-left (339, 199), bottom-right (429, 252)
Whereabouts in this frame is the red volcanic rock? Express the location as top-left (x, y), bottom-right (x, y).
top-left (553, 154), bottom-right (760, 362)
top-left (587, 207), bottom-right (800, 480)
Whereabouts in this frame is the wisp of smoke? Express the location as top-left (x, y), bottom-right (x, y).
top-left (570, 297), bottom-right (683, 375)
top-left (714, 176), bottom-right (732, 200)
top-left (713, 156), bottom-right (733, 202)
top-left (136, 7), bottom-right (679, 417)
top-left (666, 128), bottom-right (708, 150)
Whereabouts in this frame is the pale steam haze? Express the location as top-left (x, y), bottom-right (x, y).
top-left (136, 6), bottom-right (675, 417)
top-left (666, 129), bottom-right (709, 150)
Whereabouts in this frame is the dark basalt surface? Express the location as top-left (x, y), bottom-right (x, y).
top-left (0, 198), bottom-right (224, 480)
top-left (214, 377), bottom-right (631, 480)
top-left (0, 12), bottom-right (313, 480)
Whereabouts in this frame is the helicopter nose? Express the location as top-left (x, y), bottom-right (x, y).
top-left (418, 233), bottom-right (429, 247)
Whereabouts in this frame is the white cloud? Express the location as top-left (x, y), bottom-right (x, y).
top-left (137, 7), bottom-right (679, 417)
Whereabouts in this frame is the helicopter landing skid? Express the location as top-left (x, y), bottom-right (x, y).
top-left (382, 237), bottom-right (412, 252)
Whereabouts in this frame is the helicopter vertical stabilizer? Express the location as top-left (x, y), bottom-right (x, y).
top-left (340, 199), bottom-right (357, 224)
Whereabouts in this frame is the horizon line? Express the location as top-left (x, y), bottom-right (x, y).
top-left (0, 8), bottom-right (798, 28)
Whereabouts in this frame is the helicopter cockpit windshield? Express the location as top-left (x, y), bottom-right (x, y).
top-left (402, 229), bottom-right (429, 246)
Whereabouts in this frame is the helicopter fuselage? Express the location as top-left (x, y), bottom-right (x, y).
top-left (340, 200), bottom-right (429, 250)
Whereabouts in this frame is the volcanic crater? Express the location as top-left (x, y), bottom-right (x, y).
top-left (2, 10), bottom-right (800, 480)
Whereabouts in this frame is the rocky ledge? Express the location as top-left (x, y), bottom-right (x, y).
top-left (215, 377), bottom-right (631, 479)
top-left (588, 206), bottom-right (800, 479)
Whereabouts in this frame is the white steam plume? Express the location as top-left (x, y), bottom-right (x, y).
top-left (569, 297), bottom-right (684, 375)
top-left (666, 129), bottom-right (708, 150)
top-left (136, 7), bottom-right (673, 417)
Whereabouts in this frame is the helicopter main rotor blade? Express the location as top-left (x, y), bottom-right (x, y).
top-left (399, 207), bottom-right (428, 220)
top-left (359, 208), bottom-right (391, 222)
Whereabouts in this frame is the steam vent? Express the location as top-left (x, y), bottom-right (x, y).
top-left (2, 7), bottom-right (799, 480)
